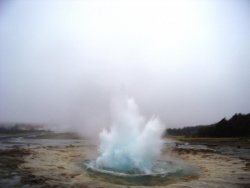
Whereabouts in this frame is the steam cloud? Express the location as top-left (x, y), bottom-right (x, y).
top-left (96, 96), bottom-right (165, 173)
top-left (0, 0), bottom-right (249, 133)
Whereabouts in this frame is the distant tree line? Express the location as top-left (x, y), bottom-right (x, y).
top-left (166, 113), bottom-right (250, 137)
top-left (0, 123), bottom-right (45, 133)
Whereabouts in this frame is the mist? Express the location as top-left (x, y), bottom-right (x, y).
top-left (0, 0), bottom-right (250, 136)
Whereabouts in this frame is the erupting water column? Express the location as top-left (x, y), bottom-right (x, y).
top-left (96, 96), bottom-right (165, 174)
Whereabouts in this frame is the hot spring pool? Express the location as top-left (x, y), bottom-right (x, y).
top-left (82, 159), bottom-right (199, 186)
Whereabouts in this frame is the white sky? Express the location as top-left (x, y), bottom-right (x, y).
top-left (0, 0), bottom-right (250, 134)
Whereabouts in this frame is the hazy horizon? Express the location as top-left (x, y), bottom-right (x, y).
top-left (0, 0), bottom-right (250, 136)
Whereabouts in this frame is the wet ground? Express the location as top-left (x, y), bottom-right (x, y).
top-left (0, 132), bottom-right (249, 188)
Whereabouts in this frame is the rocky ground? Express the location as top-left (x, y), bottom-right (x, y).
top-left (0, 134), bottom-right (250, 188)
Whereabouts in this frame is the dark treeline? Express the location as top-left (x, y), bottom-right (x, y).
top-left (167, 113), bottom-right (250, 137)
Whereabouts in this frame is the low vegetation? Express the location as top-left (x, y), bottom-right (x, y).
top-left (167, 113), bottom-right (250, 137)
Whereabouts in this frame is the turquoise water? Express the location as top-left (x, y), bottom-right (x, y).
top-left (82, 159), bottom-right (199, 186)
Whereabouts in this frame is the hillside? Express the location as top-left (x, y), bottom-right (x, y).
top-left (167, 113), bottom-right (250, 137)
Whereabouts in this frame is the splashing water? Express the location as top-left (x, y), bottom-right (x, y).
top-left (83, 96), bottom-right (199, 185)
top-left (95, 96), bottom-right (165, 174)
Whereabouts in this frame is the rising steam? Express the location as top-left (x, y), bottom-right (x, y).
top-left (96, 96), bottom-right (165, 173)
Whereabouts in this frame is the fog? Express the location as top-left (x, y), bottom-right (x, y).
top-left (0, 0), bottom-right (250, 136)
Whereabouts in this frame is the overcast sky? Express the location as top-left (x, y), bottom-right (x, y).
top-left (0, 0), bottom-right (249, 135)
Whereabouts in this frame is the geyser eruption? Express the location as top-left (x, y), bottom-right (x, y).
top-left (95, 96), bottom-right (165, 173)
top-left (84, 96), bottom-right (198, 185)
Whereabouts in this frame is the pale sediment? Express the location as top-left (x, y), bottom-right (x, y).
top-left (17, 143), bottom-right (250, 188)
